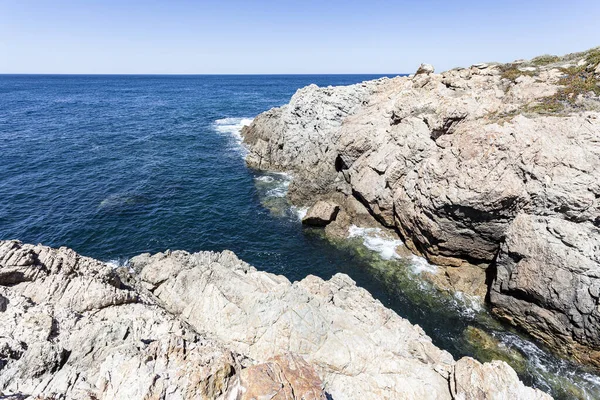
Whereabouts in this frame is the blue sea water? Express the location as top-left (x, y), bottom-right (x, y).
top-left (0, 74), bottom-right (598, 399)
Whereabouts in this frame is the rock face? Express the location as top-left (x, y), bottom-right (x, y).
top-left (0, 240), bottom-right (549, 399)
top-left (241, 48), bottom-right (600, 366)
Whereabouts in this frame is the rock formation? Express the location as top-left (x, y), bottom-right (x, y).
top-left (241, 48), bottom-right (600, 367)
top-left (0, 240), bottom-right (549, 399)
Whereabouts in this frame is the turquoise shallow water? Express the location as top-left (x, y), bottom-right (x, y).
top-left (1, 74), bottom-right (599, 398)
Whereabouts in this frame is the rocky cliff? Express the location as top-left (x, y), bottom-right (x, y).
top-left (241, 48), bottom-right (600, 367)
top-left (0, 240), bottom-right (549, 399)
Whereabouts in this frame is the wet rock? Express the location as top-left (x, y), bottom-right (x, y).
top-left (302, 200), bottom-right (340, 226)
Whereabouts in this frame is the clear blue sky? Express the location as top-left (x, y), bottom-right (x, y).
top-left (1, 0), bottom-right (599, 74)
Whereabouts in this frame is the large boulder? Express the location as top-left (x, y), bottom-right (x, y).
top-left (490, 214), bottom-right (600, 367)
top-left (302, 200), bottom-right (340, 226)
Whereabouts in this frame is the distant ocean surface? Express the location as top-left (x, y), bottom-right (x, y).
top-left (1, 75), bottom-right (598, 399)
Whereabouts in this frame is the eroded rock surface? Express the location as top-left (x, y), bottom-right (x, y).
top-left (241, 48), bottom-right (600, 366)
top-left (0, 241), bottom-right (548, 399)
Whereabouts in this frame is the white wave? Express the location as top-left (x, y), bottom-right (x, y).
top-left (348, 225), bottom-right (439, 274)
top-left (453, 291), bottom-right (483, 318)
top-left (106, 258), bottom-right (133, 273)
top-left (266, 184), bottom-right (290, 198)
top-left (255, 172), bottom-right (292, 198)
top-left (410, 254), bottom-right (438, 274)
top-left (214, 117), bottom-right (254, 135)
top-left (348, 225), bottom-right (403, 261)
top-left (292, 206), bottom-right (309, 220)
top-left (213, 117), bottom-right (253, 155)
top-left (256, 176), bottom-right (274, 183)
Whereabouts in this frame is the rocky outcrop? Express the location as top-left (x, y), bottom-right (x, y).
top-left (241, 48), bottom-right (600, 366)
top-left (0, 240), bottom-right (549, 399)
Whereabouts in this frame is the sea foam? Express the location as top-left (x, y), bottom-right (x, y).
top-left (348, 225), bottom-right (403, 261)
top-left (213, 117), bottom-right (253, 155)
top-left (348, 225), bottom-right (437, 274)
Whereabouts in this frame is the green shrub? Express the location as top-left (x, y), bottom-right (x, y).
top-left (500, 64), bottom-right (536, 82)
top-left (531, 54), bottom-right (560, 66)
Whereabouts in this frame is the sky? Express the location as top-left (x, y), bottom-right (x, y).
top-left (1, 0), bottom-right (599, 74)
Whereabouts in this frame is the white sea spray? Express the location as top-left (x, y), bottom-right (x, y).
top-left (213, 117), bottom-right (253, 155)
top-left (348, 225), bottom-right (403, 261)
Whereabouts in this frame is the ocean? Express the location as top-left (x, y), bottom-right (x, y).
top-left (0, 74), bottom-right (598, 399)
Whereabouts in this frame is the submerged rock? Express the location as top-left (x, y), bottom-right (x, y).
top-left (241, 47), bottom-right (600, 367)
top-left (0, 240), bottom-right (549, 399)
top-left (463, 326), bottom-right (527, 373)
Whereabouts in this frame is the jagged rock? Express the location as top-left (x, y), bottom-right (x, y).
top-left (302, 200), bottom-right (340, 226)
top-left (241, 48), bottom-right (600, 367)
top-left (0, 241), bottom-right (549, 399)
top-left (416, 63), bottom-right (435, 74)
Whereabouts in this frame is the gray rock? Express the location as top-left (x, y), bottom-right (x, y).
top-left (490, 214), bottom-right (600, 367)
top-left (0, 241), bottom-right (325, 400)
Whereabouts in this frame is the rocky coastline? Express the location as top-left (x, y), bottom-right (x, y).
top-left (241, 48), bottom-right (600, 368)
top-left (0, 240), bottom-right (550, 399)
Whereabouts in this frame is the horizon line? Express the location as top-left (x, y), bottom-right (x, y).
top-left (0, 72), bottom-right (409, 76)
